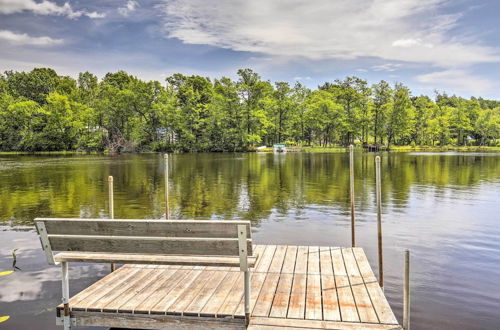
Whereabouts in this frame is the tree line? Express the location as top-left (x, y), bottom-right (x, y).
top-left (0, 68), bottom-right (499, 152)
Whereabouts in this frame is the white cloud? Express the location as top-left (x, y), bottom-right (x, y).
top-left (371, 63), bottom-right (402, 72)
top-left (161, 0), bottom-right (500, 67)
top-left (392, 38), bottom-right (433, 48)
top-left (118, 0), bottom-right (139, 16)
top-left (0, 0), bottom-right (105, 19)
top-left (416, 69), bottom-right (494, 95)
top-left (0, 30), bottom-right (63, 46)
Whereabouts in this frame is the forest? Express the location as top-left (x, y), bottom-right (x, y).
top-left (0, 67), bottom-right (499, 152)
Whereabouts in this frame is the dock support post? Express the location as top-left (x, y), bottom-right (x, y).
top-left (108, 176), bottom-right (114, 219)
top-left (61, 262), bottom-right (71, 330)
top-left (375, 156), bottom-right (383, 289)
top-left (403, 250), bottom-right (410, 330)
top-left (237, 225), bottom-right (250, 326)
top-left (164, 154), bottom-right (170, 220)
top-left (349, 144), bottom-right (356, 247)
top-left (108, 176), bottom-right (116, 272)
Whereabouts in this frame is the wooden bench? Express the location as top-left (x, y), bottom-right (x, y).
top-left (35, 218), bottom-right (256, 330)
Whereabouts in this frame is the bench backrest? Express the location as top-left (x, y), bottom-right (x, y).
top-left (35, 218), bottom-right (252, 265)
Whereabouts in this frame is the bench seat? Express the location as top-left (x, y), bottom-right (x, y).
top-left (54, 251), bottom-right (257, 267)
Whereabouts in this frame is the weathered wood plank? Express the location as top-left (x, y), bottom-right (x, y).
top-left (286, 246), bottom-right (308, 319)
top-left (167, 270), bottom-right (219, 315)
top-left (184, 268), bottom-right (230, 316)
top-left (294, 246), bottom-right (309, 274)
top-left (54, 252), bottom-right (256, 267)
top-left (287, 274), bottom-right (306, 319)
top-left (234, 245), bottom-right (272, 316)
top-left (217, 272), bottom-right (244, 317)
top-left (57, 244), bottom-right (399, 329)
top-left (150, 267), bottom-right (206, 313)
top-left (352, 248), bottom-right (398, 325)
top-left (307, 246), bottom-right (320, 275)
top-left (252, 273), bottom-right (281, 317)
top-left (249, 317), bottom-right (402, 329)
top-left (37, 218), bottom-right (252, 238)
top-left (252, 245), bottom-right (287, 316)
top-left (305, 274), bottom-right (322, 320)
top-left (200, 271), bottom-right (240, 316)
top-left (71, 267), bottom-right (143, 311)
top-left (103, 267), bottom-right (164, 312)
top-left (255, 245), bottom-right (277, 273)
top-left (268, 245), bottom-right (287, 273)
top-left (341, 248), bottom-right (379, 323)
top-left (269, 273), bottom-right (293, 318)
top-left (89, 267), bottom-right (156, 312)
top-left (117, 268), bottom-right (179, 313)
top-left (320, 247), bottom-right (341, 321)
top-left (331, 248), bottom-right (360, 323)
top-left (269, 245), bottom-right (296, 318)
top-left (49, 235), bottom-right (252, 256)
top-left (134, 267), bottom-right (195, 313)
top-left (65, 264), bottom-right (129, 308)
top-left (281, 246), bottom-right (297, 274)
top-left (73, 311), bottom-right (246, 329)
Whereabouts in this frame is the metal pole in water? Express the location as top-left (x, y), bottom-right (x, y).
top-left (403, 249), bottom-right (410, 330)
top-left (108, 176), bottom-right (114, 219)
top-left (164, 153), bottom-right (170, 220)
top-left (349, 144), bottom-right (356, 247)
top-left (375, 156), bottom-right (383, 289)
top-left (108, 176), bottom-right (116, 272)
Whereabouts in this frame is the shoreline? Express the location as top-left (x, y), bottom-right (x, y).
top-left (0, 145), bottom-right (499, 156)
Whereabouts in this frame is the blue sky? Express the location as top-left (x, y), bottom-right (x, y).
top-left (0, 0), bottom-right (499, 98)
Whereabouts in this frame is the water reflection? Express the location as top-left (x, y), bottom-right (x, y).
top-left (0, 152), bottom-right (499, 330)
top-left (0, 153), bottom-right (498, 225)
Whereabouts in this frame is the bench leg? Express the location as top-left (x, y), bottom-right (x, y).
top-left (244, 269), bottom-right (250, 327)
top-left (61, 262), bottom-right (71, 329)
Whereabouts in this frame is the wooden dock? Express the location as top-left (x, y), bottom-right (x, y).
top-left (58, 245), bottom-right (400, 329)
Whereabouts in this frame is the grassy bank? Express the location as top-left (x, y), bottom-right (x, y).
top-left (257, 145), bottom-right (500, 153)
top-left (1, 146), bottom-right (499, 155)
top-left (388, 145), bottom-right (500, 152)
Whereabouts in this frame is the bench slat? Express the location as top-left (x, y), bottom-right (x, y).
top-left (53, 252), bottom-right (257, 267)
top-left (48, 235), bottom-right (252, 256)
top-left (37, 218), bottom-right (251, 238)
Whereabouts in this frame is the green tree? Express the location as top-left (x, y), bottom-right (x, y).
top-left (372, 81), bottom-right (392, 144)
top-left (237, 69), bottom-right (272, 146)
top-left (387, 83), bottom-right (414, 146)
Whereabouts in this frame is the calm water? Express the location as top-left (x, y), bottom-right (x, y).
top-left (0, 152), bottom-right (499, 329)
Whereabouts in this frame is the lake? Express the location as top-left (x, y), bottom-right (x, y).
top-left (0, 152), bottom-right (499, 329)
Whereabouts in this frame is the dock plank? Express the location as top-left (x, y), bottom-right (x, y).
top-left (150, 267), bottom-right (206, 313)
top-left (133, 267), bottom-right (193, 313)
top-left (352, 248), bottom-right (398, 325)
top-left (62, 244), bottom-right (400, 329)
top-left (269, 273), bottom-right (293, 318)
top-left (217, 272), bottom-right (244, 317)
top-left (305, 274), bottom-right (322, 320)
top-left (117, 268), bottom-right (178, 313)
top-left (200, 271), bottom-right (240, 316)
top-left (305, 246), bottom-right (322, 320)
top-left (91, 267), bottom-right (156, 312)
top-left (286, 246), bottom-right (308, 319)
top-left (331, 248), bottom-right (360, 323)
top-left (341, 248), bottom-right (379, 323)
top-left (73, 267), bottom-right (143, 311)
top-left (184, 268), bottom-right (230, 316)
top-left (67, 265), bottom-right (130, 308)
top-left (167, 270), bottom-right (218, 315)
top-left (102, 267), bottom-right (162, 312)
top-left (320, 247), bottom-right (341, 321)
